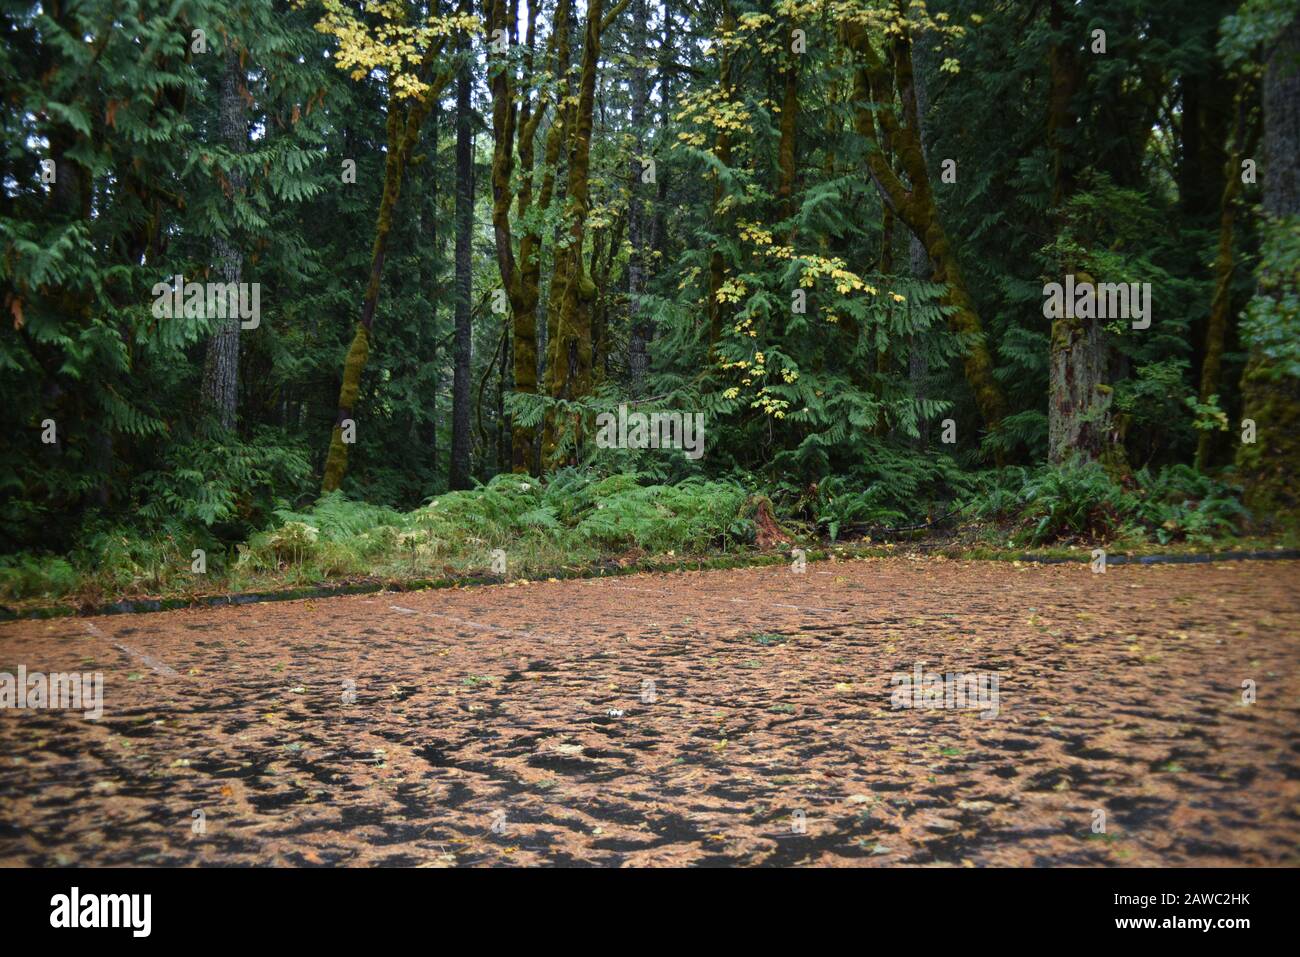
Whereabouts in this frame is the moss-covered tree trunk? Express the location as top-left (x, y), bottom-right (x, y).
top-left (1047, 274), bottom-right (1115, 466)
top-left (489, 0), bottom-right (554, 475)
top-left (541, 0), bottom-right (611, 467)
top-left (1236, 12), bottom-right (1300, 524)
top-left (843, 20), bottom-right (1007, 436)
top-left (321, 60), bottom-right (452, 493)
top-left (1046, 0), bottom-right (1080, 207)
top-left (1043, 8), bottom-right (1118, 470)
top-left (1197, 86), bottom-right (1256, 470)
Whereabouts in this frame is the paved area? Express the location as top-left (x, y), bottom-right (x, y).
top-left (1, 557), bottom-right (1297, 866)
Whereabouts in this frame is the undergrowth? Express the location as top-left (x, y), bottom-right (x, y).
top-left (962, 463), bottom-right (1250, 546)
top-left (0, 470), bottom-right (756, 602)
top-left (0, 463), bottom-right (1269, 606)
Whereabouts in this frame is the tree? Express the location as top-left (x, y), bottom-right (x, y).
top-left (450, 33), bottom-right (475, 490)
top-left (841, 4), bottom-right (1008, 437)
top-left (540, 0), bottom-right (629, 466)
top-left (318, 2), bottom-right (475, 493)
top-left (201, 47), bottom-right (250, 431)
top-left (1233, 2), bottom-right (1300, 523)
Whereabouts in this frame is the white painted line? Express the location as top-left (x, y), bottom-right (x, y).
top-left (112, 642), bottom-right (179, 678)
top-left (84, 621), bottom-right (180, 677)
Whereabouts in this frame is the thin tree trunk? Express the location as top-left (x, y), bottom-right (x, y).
top-left (201, 49), bottom-right (247, 431)
top-left (450, 56), bottom-right (475, 490)
top-left (321, 43), bottom-right (454, 493)
top-left (650, 1), bottom-right (673, 266)
top-left (706, 1), bottom-right (735, 354)
top-left (909, 231), bottom-right (930, 449)
top-left (843, 19), bottom-right (1007, 435)
top-left (626, 0), bottom-right (651, 393)
top-left (776, 16), bottom-right (800, 231)
top-left (907, 27), bottom-right (931, 449)
top-left (1197, 85), bottom-right (1256, 469)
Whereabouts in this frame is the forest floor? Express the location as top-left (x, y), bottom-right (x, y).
top-left (1, 556), bottom-right (1298, 867)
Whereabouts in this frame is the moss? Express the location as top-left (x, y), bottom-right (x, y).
top-left (1236, 352), bottom-right (1300, 528)
top-left (338, 325), bottom-right (370, 411)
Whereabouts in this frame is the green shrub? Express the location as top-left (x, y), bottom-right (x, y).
top-left (964, 463), bottom-right (1248, 546)
top-left (0, 555), bottom-right (80, 600)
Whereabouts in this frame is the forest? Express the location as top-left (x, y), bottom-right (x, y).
top-left (2, 0), bottom-right (1298, 604)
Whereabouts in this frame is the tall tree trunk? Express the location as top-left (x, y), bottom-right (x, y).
top-left (843, 20), bottom-right (1007, 436)
top-left (450, 56), bottom-right (475, 490)
top-left (490, 0), bottom-right (554, 475)
top-left (321, 44), bottom-right (455, 493)
top-left (907, 27), bottom-right (932, 449)
top-left (909, 231), bottom-right (931, 449)
top-left (626, 0), bottom-right (651, 393)
top-left (706, 1), bottom-right (736, 354)
top-left (1196, 85), bottom-right (1256, 470)
top-left (201, 49), bottom-right (247, 431)
top-left (650, 1), bottom-right (674, 267)
top-left (1236, 12), bottom-right (1300, 523)
top-left (776, 16), bottom-right (800, 231)
top-left (1043, 4), bottom-right (1117, 469)
top-left (1046, 0), bottom-right (1080, 207)
top-left (542, 0), bottom-right (611, 467)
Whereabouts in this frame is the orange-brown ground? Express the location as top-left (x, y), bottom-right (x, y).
top-left (1, 557), bottom-right (1297, 867)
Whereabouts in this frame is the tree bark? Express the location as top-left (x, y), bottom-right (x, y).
top-left (201, 49), bottom-right (248, 432)
top-left (321, 41), bottom-right (454, 493)
top-left (843, 19), bottom-right (1007, 435)
top-left (489, 0), bottom-right (557, 475)
top-left (1046, 0), bottom-right (1081, 207)
top-left (1047, 274), bottom-right (1115, 466)
top-left (1196, 85), bottom-right (1256, 469)
top-left (1236, 12), bottom-right (1300, 522)
top-left (450, 55), bottom-right (475, 490)
top-left (541, 0), bottom-right (613, 467)
top-left (626, 0), bottom-right (651, 393)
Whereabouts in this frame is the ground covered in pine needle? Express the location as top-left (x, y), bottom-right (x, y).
top-left (2, 556), bottom-right (1297, 867)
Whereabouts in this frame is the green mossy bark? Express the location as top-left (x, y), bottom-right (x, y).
top-left (1237, 355), bottom-right (1300, 526)
top-left (321, 325), bottom-right (370, 492)
top-left (1197, 88), bottom-right (1256, 470)
top-left (1235, 12), bottom-right (1299, 527)
top-left (320, 61), bottom-right (451, 493)
top-left (843, 20), bottom-right (1007, 438)
top-left (543, 0), bottom-right (605, 469)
